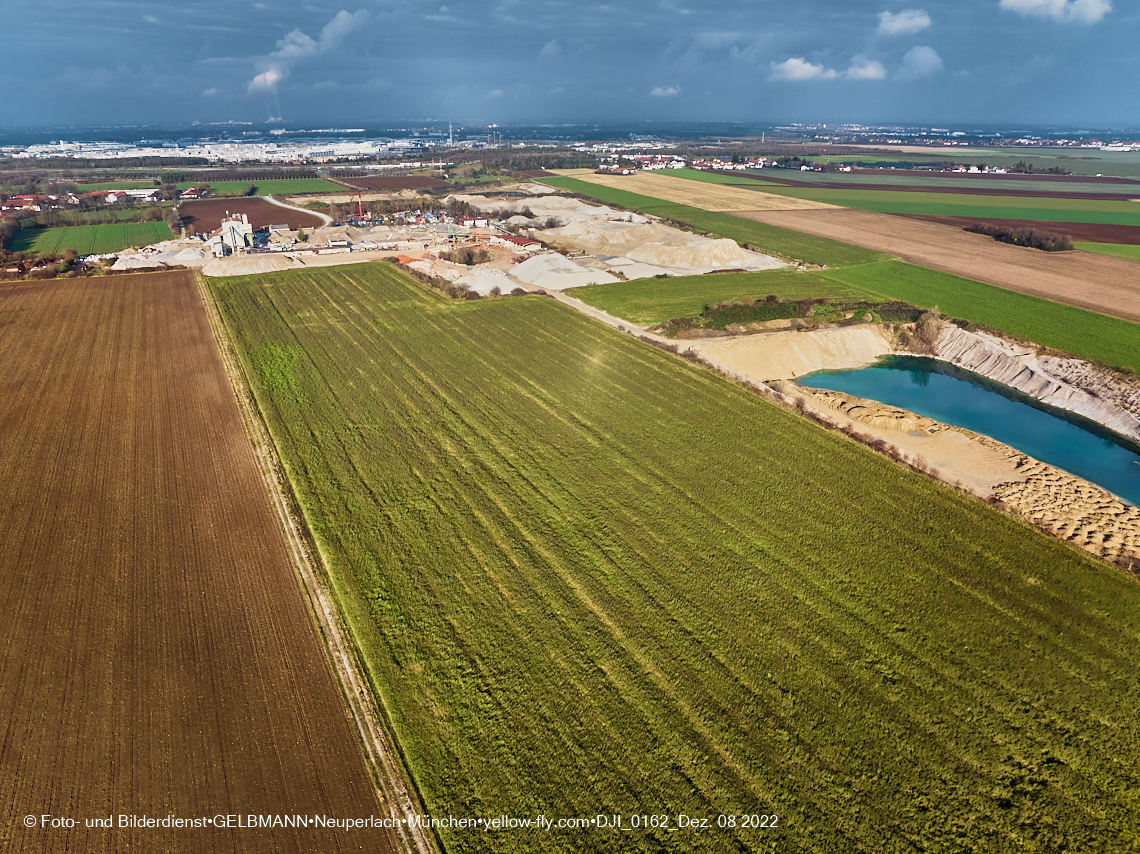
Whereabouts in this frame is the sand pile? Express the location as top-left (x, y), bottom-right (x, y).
top-left (628, 236), bottom-right (781, 271)
top-left (174, 247), bottom-right (208, 261)
top-left (450, 194), bottom-right (646, 226)
top-left (457, 270), bottom-right (511, 295)
top-left (110, 255), bottom-right (168, 271)
top-left (509, 254), bottom-right (619, 290)
top-left (599, 257), bottom-right (673, 280)
top-left (407, 258), bottom-right (465, 280)
top-left (201, 254), bottom-right (296, 277)
top-left (967, 435), bottom-right (1140, 562)
top-left (696, 326), bottom-right (895, 381)
top-left (313, 224), bottom-right (365, 243)
top-left (543, 220), bottom-right (670, 255)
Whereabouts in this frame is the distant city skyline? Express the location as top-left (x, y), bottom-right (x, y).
top-left (4, 0), bottom-right (1135, 128)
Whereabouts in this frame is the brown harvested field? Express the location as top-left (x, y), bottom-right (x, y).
top-left (554, 168), bottom-right (837, 211)
top-left (180, 197), bottom-right (324, 232)
top-left (732, 207), bottom-right (1140, 322)
top-left (342, 175), bottom-right (446, 191)
top-left (0, 272), bottom-right (398, 853)
top-left (899, 213), bottom-right (1140, 245)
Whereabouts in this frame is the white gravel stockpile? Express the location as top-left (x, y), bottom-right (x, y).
top-left (510, 254), bottom-right (619, 290)
top-left (457, 270), bottom-right (512, 295)
top-left (201, 254), bottom-right (296, 277)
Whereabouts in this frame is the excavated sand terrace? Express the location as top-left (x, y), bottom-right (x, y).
top-left (694, 324), bottom-right (1140, 564)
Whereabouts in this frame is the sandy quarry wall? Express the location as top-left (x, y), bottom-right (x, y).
top-left (934, 326), bottom-right (1140, 442)
top-left (694, 325), bottom-right (895, 381)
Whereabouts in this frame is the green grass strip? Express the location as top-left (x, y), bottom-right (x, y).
top-left (567, 268), bottom-right (876, 325)
top-left (822, 260), bottom-right (1140, 371)
top-left (539, 176), bottom-right (888, 268)
top-left (1075, 242), bottom-right (1140, 262)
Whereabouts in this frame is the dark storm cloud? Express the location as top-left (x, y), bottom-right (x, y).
top-left (3, 0), bottom-right (1135, 126)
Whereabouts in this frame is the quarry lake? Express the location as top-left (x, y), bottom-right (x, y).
top-left (798, 356), bottom-right (1140, 505)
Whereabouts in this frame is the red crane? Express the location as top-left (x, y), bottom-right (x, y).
top-left (349, 191), bottom-right (364, 223)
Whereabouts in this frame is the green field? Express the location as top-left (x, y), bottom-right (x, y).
top-left (714, 168), bottom-right (1140, 197)
top-left (744, 186), bottom-right (1140, 226)
top-left (1075, 241), bottom-right (1140, 261)
top-left (820, 260), bottom-right (1140, 371)
top-left (177, 178), bottom-right (343, 196)
top-left (11, 221), bottom-right (174, 255)
top-left (75, 180), bottom-right (161, 192)
top-left (539, 176), bottom-right (888, 268)
top-left (663, 168), bottom-right (778, 186)
top-left (567, 268), bottom-right (875, 325)
top-left (212, 262), bottom-right (1140, 854)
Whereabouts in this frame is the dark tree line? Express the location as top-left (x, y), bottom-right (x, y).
top-left (966, 222), bottom-right (1074, 251)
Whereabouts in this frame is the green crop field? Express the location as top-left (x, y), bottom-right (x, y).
top-left (566, 268), bottom-right (876, 325)
top-left (1075, 241), bottom-right (1140, 261)
top-left (11, 221), bottom-right (174, 255)
top-left (696, 168), bottom-right (1140, 197)
top-left (176, 178), bottom-right (343, 196)
top-left (539, 176), bottom-right (887, 268)
top-left (820, 260), bottom-right (1140, 371)
top-left (748, 186), bottom-right (1140, 226)
top-left (663, 168), bottom-right (778, 186)
top-left (211, 262), bottom-right (1140, 854)
top-left (75, 180), bottom-right (161, 192)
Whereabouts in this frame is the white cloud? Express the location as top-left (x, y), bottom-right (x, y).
top-left (249, 10), bottom-right (369, 94)
top-left (897, 45), bottom-right (943, 79)
top-left (769, 57), bottom-right (838, 81)
top-left (877, 9), bottom-right (932, 35)
top-left (201, 87), bottom-right (219, 96)
top-left (650, 85), bottom-right (681, 97)
top-left (486, 89), bottom-right (503, 99)
top-left (999, 0), bottom-right (1111, 23)
top-left (846, 59), bottom-right (887, 80)
top-left (272, 10), bottom-right (369, 58)
top-left (539, 39), bottom-right (561, 58)
top-left (248, 67), bottom-right (287, 94)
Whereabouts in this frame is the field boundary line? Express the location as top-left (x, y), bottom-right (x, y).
top-left (194, 272), bottom-right (438, 854)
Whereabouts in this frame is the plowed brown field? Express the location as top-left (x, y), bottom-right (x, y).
top-left (900, 213), bottom-right (1140, 245)
top-left (180, 197), bottom-right (324, 232)
top-left (733, 208), bottom-right (1140, 322)
top-left (0, 272), bottom-right (397, 853)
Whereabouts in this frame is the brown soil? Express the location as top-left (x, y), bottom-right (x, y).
top-left (342, 175), bottom-right (447, 190)
top-left (899, 213), bottom-right (1140, 245)
top-left (519, 169), bottom-right (558, 178)
top-left (180, 197), bottom-right (324, 232)
top-left (0, 272), bottom-right (398, 853)
top-left (731, 208), bottom-right (1140, 322)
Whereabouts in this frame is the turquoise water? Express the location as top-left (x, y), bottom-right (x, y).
top-left (798, 356), bottom-right (1140, 505)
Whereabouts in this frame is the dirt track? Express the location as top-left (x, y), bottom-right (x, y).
top-left (732, 208), bottom-right (1140, 323)
top-left (0, 273), bottom-right (399, 853)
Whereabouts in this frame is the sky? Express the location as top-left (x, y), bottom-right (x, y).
top-left (3, 0), bottom-right (1137, 129)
